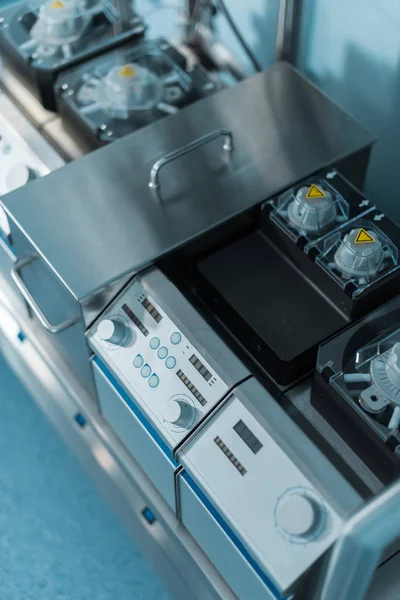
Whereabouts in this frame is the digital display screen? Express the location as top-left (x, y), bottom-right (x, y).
top-left (190, 354), bottom-right (212, 382)
top-left (214, 436), bottom-right (247, 476)
top-left (234, 420), bottom-right (263, 454)
top-left (177, 369), bottom-right (207, 406)
top-left (122, 304), bottom-right (149, 337)
top-left (142, 298), bottom-right (162, 323)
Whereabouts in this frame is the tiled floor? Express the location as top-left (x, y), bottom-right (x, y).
top-left (0, 354), bottom-right (172, 600)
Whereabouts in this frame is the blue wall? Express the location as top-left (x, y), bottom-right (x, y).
top-left (297, 0), bottom-right (400, 222)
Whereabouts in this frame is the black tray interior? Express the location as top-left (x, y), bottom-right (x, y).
top-left (198, 229), bottom-right (350, 383)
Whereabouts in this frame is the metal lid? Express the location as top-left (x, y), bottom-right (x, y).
top-left (1, 64), bottom-right (375, 300)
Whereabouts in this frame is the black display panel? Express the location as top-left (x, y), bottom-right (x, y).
top-left (214, 436), bottom-right (247, 476)
top-left (234, 420), bottom-right (263, 454)
top-left (142, 298), bottom-right (162, 323)
top-left (190, 354), bottom-right (212, 381)
top-left (122, 304), bottom-right (149, 337)
top-left (177, 369), bottom-right (207, 406)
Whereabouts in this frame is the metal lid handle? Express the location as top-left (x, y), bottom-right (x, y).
top-left (11, 255), bottom-right (78, 334)
top-left (149, 129), bottom-right (234, 204)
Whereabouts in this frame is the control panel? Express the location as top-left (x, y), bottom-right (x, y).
top-left (0, 105), bottom-right (44, 197)
top-left (88, 268), bottom-right (249, 449)
top-left (0, 91), bottom-right (64, 239)
top-left (178, 378), bottom-right (362, 594)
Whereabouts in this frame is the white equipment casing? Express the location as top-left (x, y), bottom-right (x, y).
top-left (178, 378), bottom-right (363, 599)
top-left (88, 267), bottom-right (250, 508)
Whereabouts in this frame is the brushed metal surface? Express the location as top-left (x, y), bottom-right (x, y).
top-left (319, 479), bottom-right (400, 600)
top-left (2, 63), bottom-right (374, 301)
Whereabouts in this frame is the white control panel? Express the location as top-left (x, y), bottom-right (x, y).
top-left (0, 91), bottom-right (64, 196)
top-left (88, 268), bottom-right (249, 449)
top-left (179, 378), bottom-right (362, 594)
top-left (0, 92), bottom-right (64, 238)
top-left (0, 113), bottom-right (44, 197)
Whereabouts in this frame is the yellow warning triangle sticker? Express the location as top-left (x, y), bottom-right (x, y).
top-left (119, 65), bottom-right (136, 78)
top-left (355, 228), bottom-right (375, 244)
top-left (51, 0), bottom-right (65, 8)
top-left (306, 184), bottom-right (326, 199)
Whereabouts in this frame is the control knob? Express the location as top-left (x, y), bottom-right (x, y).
top-left (163, 399), bottom-right (195, 429)
top-left (6, 164), bottom-right (38, 192)
top-left (97, 318), bottom-right (131, 346)
top-left (276, 491), bottom-right (322, 539)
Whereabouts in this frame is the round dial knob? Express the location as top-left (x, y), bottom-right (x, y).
top-left (97, 318), bottom-right (130, 346)
top-left (276, 493), bottom-right (320, 538)
top-left (6, 164), bottom-right (38, 192)
top-left (163, 399), bottom-right (195, 429)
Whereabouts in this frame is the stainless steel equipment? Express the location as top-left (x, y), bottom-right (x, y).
top-left (0, 64), bottom-right (375, 405)
top-left (177, 378), bottom-right (363, 600)
top-left (88, 267), bottom-right (250, 508)
top-left (0, 217), bottom-right (396, 600)
top-left (0, 2), bottom-right (396, 597)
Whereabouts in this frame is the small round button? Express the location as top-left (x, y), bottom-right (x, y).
top-left (150, 337), bottom-right (160, 350)
top-left (276, 493), bottom-right (318, 538)
top-left (6, 164), bottom-right (37, 192)
top-left (170, 332), bottom-right (182, 345)
top-left (149, 374), bottom-right (159, 388)
top-left (163, 399), bottom-right (194, 428)
top-left (133, 354), bottom-right (144, 368)
top-left (165, 356), bottom-right (176, 369)
top-left (157, 346), bottom-right (168, 359)
top-left (141, 364), bottom-right (151, 378)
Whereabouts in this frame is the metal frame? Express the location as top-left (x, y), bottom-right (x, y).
top-left (318, 478), bottom-right (400, 600)
top-left (276, 0), bottom-right (304, 64)
top-left (11, 256), bottom-right (78, 333)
